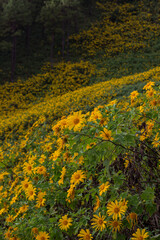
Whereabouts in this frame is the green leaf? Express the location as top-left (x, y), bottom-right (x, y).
top-left (141, 186), bottom-right (155, 202)
top-left (145, 202), bottom-right (157, 216)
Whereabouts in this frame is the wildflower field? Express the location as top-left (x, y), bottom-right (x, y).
top-left (0, 1), bottom-right (160, 240)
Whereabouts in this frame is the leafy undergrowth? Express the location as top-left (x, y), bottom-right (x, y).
top-left (0, 82), bottom-right (160, 240)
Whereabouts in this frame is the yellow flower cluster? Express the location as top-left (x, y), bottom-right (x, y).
top-left (0, 60), bottom-right (95, 119)
top-left (1, 66), bottom-right (160, 140)
top-left (70, 2), bottom-right (160, 57)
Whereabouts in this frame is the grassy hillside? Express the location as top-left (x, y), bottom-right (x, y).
top-left (0, 1), bottom-right (160, 239)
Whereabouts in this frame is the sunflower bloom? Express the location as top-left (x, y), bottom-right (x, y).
top-left (93, 196), bottom-right (100, 212)
top-left (36, 166), bottom-right (47, 175)
top-left (127, 212), bottom-right (138, 227)
top-left (59, 215), bottom-right (72, 231)
top-left (4, 229), bottom-right (12, 239)
top-left (21, 178), bottom-right (32, 191)
top-left (130, 91), bottom-right (139, 99)
top-left (100, 128), bottom-right (113, 141)
top-left (99, 181), bottom-right (110, 196)
top-left (67, 111), bottom-right (85, 131)
top-left (152, 133), bottom-right (160, 148)
top-left (52, 124), bottom-right (61, 135)
top-left (66, 184), bottom-right (75, 202)
top-left (91, 213), bottom-right (107, 231)
top-left (107, 200), bottom-right (127, 220)
top-left (25, 185), bottom-right (36, 201)
top-left (19, 204), bottom-right (28, 213)
top-left (146, 89), bottom-right (155, 98)
top-left (70, 170), bottom-right (86, 186)
top-left (108, 220), bottom-right (122, 232)
top-left (143, 81), bottom-right (155, 90)
top-left (77, 229), bottom-right (93, 240)
top-left (89, 108), bottom-right (102, 122)
top-left (36, 191), bottom-right (46, 208)
top-left (131, 228), bottom-right (149, 240)
top-left (32, 227), bottom-right (39, 235)
top-left (36, 231), bottom-right (50, 240)
top-left (6, 214), bottom-right (14, 223)
top-left (58, 166), bottom-right (66, 185)
top-left (23, 162), bottom-right (34, 175)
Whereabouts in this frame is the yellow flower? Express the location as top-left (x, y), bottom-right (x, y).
top-left (77, 229), bottom-right (93, 240)
top-left (50, 149), bottom-right (61, 162)
top-left (100, 128), bottom-right (113, 141)
top-left (108, 220), bottom-right (122, 232)
top-left (93, 196), bottom-right (100, 212)
top-left (23, 162), bottom-right (34, 175)
top-left (67, 111), bottom-right (85, 131)
top-left (150, 98), bottom-right (158, 107)
top-left (131, 228), bottom-right (149, 240)
top-left (130, 91), bottom-right (139, 104)
top-left (127, 212), bottom-right (138, 228)
top-left (130, 91), bottom-right (139, 99)
top-left (66, 184), bottom-right (75, 202)
top-left (78, 156), bottom-right (84, 165)
top-left (36, 166), bottom-right (47, 175)
top-left (25, 185), bottom-right (36, 201)
top-left (70, 170), bottom-right (86, 186)
top-left (107, 99), bottom-right (117, 106)
top-left (89, 108), bottom-right (102, 122)
top-left (59, 215), bottom-right (72, 231)
top-left (99, 181), bottom-right (110, 196)
top-left (91, 213), bottom-right (107, 231)
top-left (21, 178), bottom-right (32, 191)
top-left (39, 154), bottom-right (46, 164)
top-left (58, 166), bottom-right (66, 185)
top-left (52, 124), bottom-right (61, 135)
top-left (36, 191), bottom-right (46, 208)
top-left (107, 200), bottom-right (127, 220)
top-left (31, 227), bottom-right (39, 235)
top-left (152, 133), bottom-right (160, 148)
top-left (143, 81), bottom-right (155, 90)
top-left (36, 231), bottom-right (50, 240)
top-left (146, 89), bottom-right (155, 98)
top-left (6, 214), bottom-right (14, 223)
top-left (19, 204), bottom-right (28, 213)
top-left (4, 229), bottom-right (12, 239)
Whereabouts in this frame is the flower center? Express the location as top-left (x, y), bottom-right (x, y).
top-left (112, 221), bottom-right (118, 227)
top-left (24, 183), bottom-right (29, 188)
top-left (101, 186), bottom-right (105, 190)
top-left (85, 234), bottom-right (90, 240)
top-left (130, 213), bottom-right (137, 220)
top-left (75, 174), bottom-right (80, 179)
top-left (30, 191), bottom-right (33, 195)
top-left (73, 118), bottom-right (80, 125)
top-left (40, 237), bottom-right (45, 240)
top-left (114, 207), bottom-right (120, 213)
top-left (28, 166), bottom-right (32, 171)
top-left (98, 219), bottom-right (103, 225)
top-left (138, 237), bottom-right (143, 240)
top-left (63, 220), bottom-right (68, 225)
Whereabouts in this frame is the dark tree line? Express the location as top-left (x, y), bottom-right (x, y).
top-left (0, 0), bottom-right (152, 82)
top-left (0, 0), bottom-right (98, 82)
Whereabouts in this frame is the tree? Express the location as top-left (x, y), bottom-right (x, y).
top-left (39, 0), bottom-right (81, 65)
top-left (1, 0), bottom-right (33, 81)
